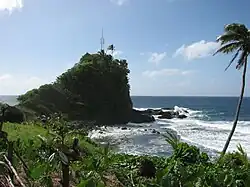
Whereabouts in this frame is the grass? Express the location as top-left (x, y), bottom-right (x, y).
top-left (3, 122), bottom-right (48, 142)
top-left (2, 122), bottom-right (101, 154)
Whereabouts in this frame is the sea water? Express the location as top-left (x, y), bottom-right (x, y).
top-left (89, 96), bottom-right (250, 157)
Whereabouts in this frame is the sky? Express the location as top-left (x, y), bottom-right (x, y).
top-left (0, 0), bottom-right (250, 96)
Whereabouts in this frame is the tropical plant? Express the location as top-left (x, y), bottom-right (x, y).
top-left (107, 44), bottom-right (115, 55)
top-left (214, 23), bottom-right (250, 155)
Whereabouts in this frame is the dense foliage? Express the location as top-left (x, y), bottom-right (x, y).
top-left (17, 50), bottom-right (132, 124)
top-left (1, 121), bottom-right (250, 187)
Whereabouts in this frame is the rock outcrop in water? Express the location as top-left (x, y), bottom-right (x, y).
top-left (136, 107), bottom-right (188, 120)
top-left (130, 109), bottom-right (155, 123)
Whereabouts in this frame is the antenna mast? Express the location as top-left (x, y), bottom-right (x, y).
top-left (100, 28), bottom-right (105, 50)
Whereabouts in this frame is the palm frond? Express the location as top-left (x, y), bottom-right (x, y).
top-left (224, 49), bottom-right (240, 71)
top-left (217, 33), bottom-right (244, 45)
top-left (163, 131), bottom-right (179, 150)
top-left (224, 23), bottom-right (249, 37)
top-left (107, 44), bottom-right (114, 51)
top-left (237, 144), bottom-right (247, 158)
top-left (213, 42), bottom-right (241, 56)
top-left (236, 51), bottom-right (247, 70)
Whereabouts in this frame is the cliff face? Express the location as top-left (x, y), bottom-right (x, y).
top-left (17, 51), bottom-right (133, 125)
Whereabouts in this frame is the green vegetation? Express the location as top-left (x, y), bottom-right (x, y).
top-left (1, 121), bottom-right (250, 187)
top-left (214, 23), bottom-right (250, 154)
top-left (17, 48), bottom-right (132, 125)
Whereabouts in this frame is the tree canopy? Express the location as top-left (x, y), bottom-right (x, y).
top-left (17, 50), bottom-right (133, 124)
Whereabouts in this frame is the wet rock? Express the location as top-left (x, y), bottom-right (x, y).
top-left (144, 129), bottom-right (147, 131)
top-left (177, 114), bottom-right (187, 119)
top-left (130, 109), bottom-right (155, 123)
top-left (152, 129), bottom-right (160, 134)
top-left (158, 111), bottom-right (174, 119)
top-left (99, 131), bottom-right (104, 134)
top-left (139, 159), bottom-right (156, 178)
top-left (121, 127), bottom-right (127, 130)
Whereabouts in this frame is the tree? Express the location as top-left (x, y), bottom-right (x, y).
top-left (214, 23), bottom-right (250, 155)
top-left (107, 44), bottom-right (115, 55)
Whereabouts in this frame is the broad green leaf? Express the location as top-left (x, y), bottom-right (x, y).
top-left (58, 151), bottom-right (69, 165)
top-left (48, 152), bottom-right (56, 162)
top-left (224, 174), bottom-right (233, 186)
top-left (161, 175), bottom-right (171, 187)
top-left (30, 164), bottom-right (47, 180)
top-left (77, 178), bottom-right (96, 187)
top-left (37, 135), bottom-right (47, 143)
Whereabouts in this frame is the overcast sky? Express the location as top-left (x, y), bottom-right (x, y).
top-left (0, 0), bottom-right (250, 96)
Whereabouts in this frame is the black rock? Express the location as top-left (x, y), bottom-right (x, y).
top-left (177, 114), bottom-right (187, 119)
top-left (121, 127), bottom-right (128, 130)
top-left (139, 159), bottom-right (156, 178)
top-left (158, 111), bottom-right (174, 119)
top-left (144, 129), bottom-right (147, 131)
top-left (130, 109), bottom-right (155, 123)
top-left (152, 129), bottom-right (160, 134)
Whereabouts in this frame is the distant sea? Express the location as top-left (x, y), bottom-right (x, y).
top-left (0, 95), bottom-right (18, 106)
top-left (2, 95), bottom-right (250, 157)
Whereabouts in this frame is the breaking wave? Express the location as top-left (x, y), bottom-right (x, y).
top-left (88, 106), bottom-right (250, 156)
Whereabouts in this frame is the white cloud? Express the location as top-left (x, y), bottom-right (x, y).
top-left (113, 50), bottom-right (123, 58)
top-left (0, 0), bottom-right (23, 13)
top-left (0, 74), bottom-right (12, 81)
top-left (110, 0), bottom-right (129, 6)
top-left (142, 68), bottom-right (193, 78)
top-left (0, 74), bottom-right (52, 95)
top-left (106, 50), bottom-right (123, 58)
top-left (174, 40), bottom-right (220, 60)
top-left (148, 52), bottom-right (167, 65)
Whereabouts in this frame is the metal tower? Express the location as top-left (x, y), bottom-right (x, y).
top-left (100, 28), bottom-right (105, 50)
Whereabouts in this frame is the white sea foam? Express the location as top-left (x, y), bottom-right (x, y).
top-left (88, 106), bottom-right (250, 156)
top-left (162, 106), bottom-right (250, 154)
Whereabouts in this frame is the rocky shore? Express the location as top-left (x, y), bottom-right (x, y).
top-left (130, 107), bottom-right (188, 123)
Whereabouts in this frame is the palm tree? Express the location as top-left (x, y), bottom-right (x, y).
top-left (107, 44), bottom-right (115, 55)
top-left (214, 23), bottom-right (250, 155)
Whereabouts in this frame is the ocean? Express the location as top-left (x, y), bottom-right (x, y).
top-left (2, 95), bottom-right (250, 157)
top-left (89, 96), bottom-right (250, 157)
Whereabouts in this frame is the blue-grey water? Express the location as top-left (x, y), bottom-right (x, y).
top-left (2, 95), bottom-right (249, 157)
top-left (132, 96), bottom-right (250, 121)
top-left (90, 96), bottom-right (250, 157)
top-left (0, 95), bottom-right (18, 106)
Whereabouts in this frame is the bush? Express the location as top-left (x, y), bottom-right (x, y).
top-left (0, 103), bottom-right (24, 123)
